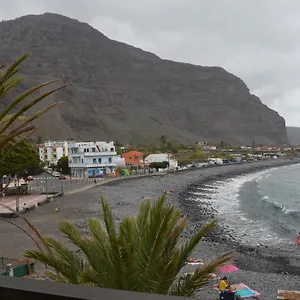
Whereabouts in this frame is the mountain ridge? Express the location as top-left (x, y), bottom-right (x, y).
top-left (287, 127), bottom-right (300, 146)
top-left (0, 13), bottom-right (288, 145)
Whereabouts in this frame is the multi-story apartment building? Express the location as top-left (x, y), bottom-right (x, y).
top-left (68, 141), bottom-right (119, 178)
top-left (39, 141), bottom-right (69, 165)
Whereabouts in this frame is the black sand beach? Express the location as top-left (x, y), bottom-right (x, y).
top-left (1, 159), bottom-right (300, 299)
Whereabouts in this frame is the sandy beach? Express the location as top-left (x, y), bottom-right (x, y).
top-left (1, 159), bottom-right (300, 299)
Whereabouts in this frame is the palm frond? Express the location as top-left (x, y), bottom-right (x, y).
top-left (24, 194), bottom-right (234, 295)
top-left (0, 53), bottom-right (28, 86)
top-left (0, 80), bottom-right (57, 122)
top-left (24, 236), bottom-right (85, 284)
top-left (0, 84), bottom-right (67, 135)
top-left (179, 219), bottom-right (218, 264)
top-left (171, 252), bottom-right (234, 297)
top-left (0, 201), bottom-right (52, 255)
top-left (0, 125), bottom-right (36, 148)
top-left (0, 216), bottom-right (42, 252)
top-left (0, 53), bottom-right (68, 150)
top-left (80, 218), bottom-right (115, 287)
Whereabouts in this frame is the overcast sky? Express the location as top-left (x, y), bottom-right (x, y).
top-left (1, 0), bottom-right (300, 126)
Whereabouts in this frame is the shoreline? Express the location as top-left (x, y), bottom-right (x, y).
top-left (1, 158), bottom-right (300, 299)
top-left (99, 158), bottom-right (300, 299)
top-left (177, 161), bottom-right (300, 267)
top-left (178, 160), bottom-right (300, 244)
top-left (172, 160), bottom-right (300, 299)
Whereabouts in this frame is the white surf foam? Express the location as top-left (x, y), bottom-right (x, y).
top-left (193, 168), bottom-right (291, 247)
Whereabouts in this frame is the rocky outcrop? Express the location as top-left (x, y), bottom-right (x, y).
top-left (0, 13), bottom-right (288, 145)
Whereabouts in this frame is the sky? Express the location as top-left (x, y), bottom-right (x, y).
top-left (1, 0), bottom-right (300, 126)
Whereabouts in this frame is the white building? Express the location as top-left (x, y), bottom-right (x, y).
top-left (145, 153), bottom-right (178, 170)
top-left (39, 141), bottom-right (69, 165)
top-left (68, 141), bottom-right (119, 178)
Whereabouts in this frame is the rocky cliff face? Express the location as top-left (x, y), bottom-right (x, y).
top-left (0, 13), bottom-right (288, 145)
top-left (286, 127), bottom-right (300, 146)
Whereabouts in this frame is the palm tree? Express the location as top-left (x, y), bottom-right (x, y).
top-left (0, 53), bottom-right (68, 149)
top-left (0, 54), bottom-right (67, 193)
top-left (24, 195), bottom-right (233, 297)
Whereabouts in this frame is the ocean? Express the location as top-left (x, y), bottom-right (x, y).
top-left (192, 163), bottom-right (300, 249)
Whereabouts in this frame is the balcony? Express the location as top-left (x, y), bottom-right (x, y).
top-left (82, 151), bottom-right (117, 156)
top-left (69, 162), bottom-right (117, 168)
top-left (69, 151), bottom-right (117, 157)
top-left (0, 275), bottom-right (190, 300)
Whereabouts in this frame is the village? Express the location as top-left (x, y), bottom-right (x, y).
top-left (1, 138), bottom-right (296, 218)
top-left (37, 139), bottom-right (297, 179)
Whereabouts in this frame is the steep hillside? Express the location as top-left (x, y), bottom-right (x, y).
top-left (287, 127), bottom-right (300, 146)
top-left (0, 13), bottom-right (288, 145)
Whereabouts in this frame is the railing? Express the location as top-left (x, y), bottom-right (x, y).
top-left (82, 151), bottom-right (117, 156)
top-left (69, 163), bottom-right (117, 168)
top-left (0, 276), bottom-right (190, 300)
top-left (68, 151), bottom-right (117, 156)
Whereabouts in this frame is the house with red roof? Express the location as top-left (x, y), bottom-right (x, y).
top-left (122, 151), bottom-right (145, 168)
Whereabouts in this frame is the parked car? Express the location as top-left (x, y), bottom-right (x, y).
top-left (59, 175), bottom-right (66, 180)
top-left (53, 172), bottom-right (60, 178)
top-left (26, 175), bottom-right (33, 181)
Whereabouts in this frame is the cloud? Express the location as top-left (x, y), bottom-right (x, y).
top-left (1, 0), bottom-right (300, 126)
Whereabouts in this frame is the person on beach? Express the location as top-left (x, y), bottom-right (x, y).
top-left (297, 233), bottom-right (300, 247)
top-left (219, 276), bottom-right (229, 291)
top-left (219, 277), bottom-right (234, 300)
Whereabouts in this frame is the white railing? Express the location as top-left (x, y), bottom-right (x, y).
top-left (82, 151), bottom-right (117, 156)
top-left (69, 163), bottom-right (117, 168)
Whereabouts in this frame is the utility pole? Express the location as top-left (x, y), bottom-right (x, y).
top-left (15, 176), bottom-right (19, 213)
top-left (45, 172), bottom-right (48, 197)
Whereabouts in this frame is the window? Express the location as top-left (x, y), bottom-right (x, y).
top-left (87, 148), bottom-right (89, 152)
top-left (82, 159), bottom-right (84, 163)
top-left (92, 148), bottom-right (96, 152)
top-left (134, 155), bottom-right (138, 160)
top-left (98, 158), bottom-right (102, 163)
top-left (93, 158), bottom-right (97, 163)
top-left (110, 148), bottom-right (114, 151)
top-left (108, 158), bottom-right (112, 163)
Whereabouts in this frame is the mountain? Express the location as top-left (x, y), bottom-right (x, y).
top-left (287, 127), bottom-right (300, 146)
top-left (0, 13), bottom-right (288, 145)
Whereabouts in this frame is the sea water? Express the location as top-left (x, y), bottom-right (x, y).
top-left (192, 164), bottom-right (300, 249)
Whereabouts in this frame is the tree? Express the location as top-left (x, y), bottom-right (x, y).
top-left (160, 135), bottom-right (167, 152)
top-left (0, 54), bottom-right (67, 196)
top-left (0, 140), bottom-right (43, 192)
top-left (190, 147), bottom-right (206, 161)
top-left (0, 54), bottom-right (67, 150)
top-left (57, 156), bottom-right (70, 175)
top-left (160, 135), bottom-right (167, 145)
top-left (24, 195), bottom-right (233, 296)
top-left (0, 140), bottom-right (42, 175)
top-left (149, 161), bottom-right (169, 171)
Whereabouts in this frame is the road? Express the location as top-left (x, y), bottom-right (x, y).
top-left (28, 173), bottom-right (100, 194)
